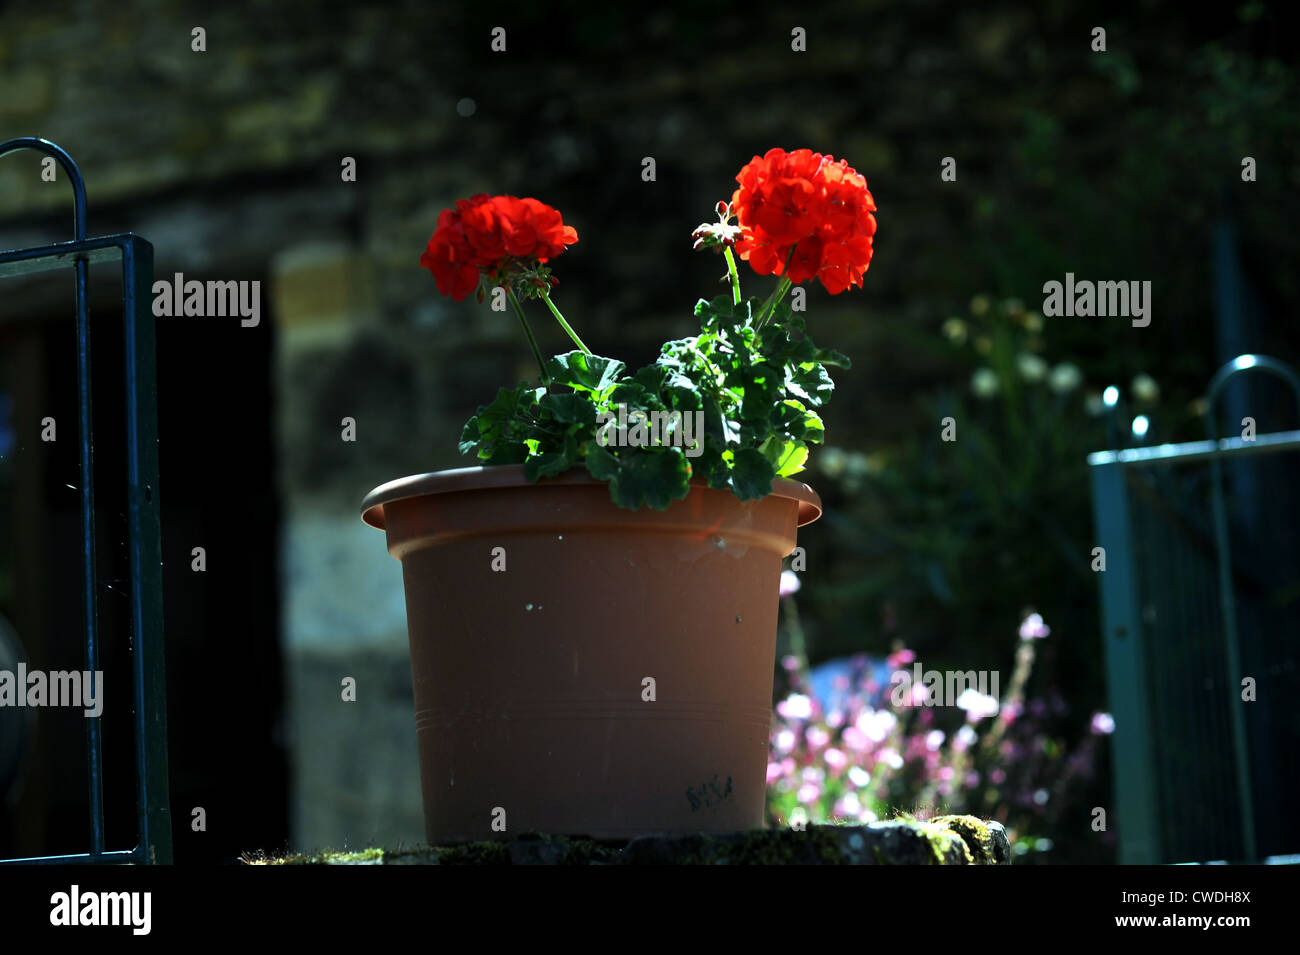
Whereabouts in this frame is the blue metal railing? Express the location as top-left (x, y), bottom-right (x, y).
top-left (1090, 354), bottom-right (1300, 864)
top-left (0, 138), bottom-right (171, 864)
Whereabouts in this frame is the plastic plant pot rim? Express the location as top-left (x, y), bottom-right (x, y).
top-left (360, 464), bottom-right (822, 531)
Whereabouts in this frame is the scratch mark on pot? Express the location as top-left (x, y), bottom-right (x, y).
top-left (685, 774), bottom-right (734, 811)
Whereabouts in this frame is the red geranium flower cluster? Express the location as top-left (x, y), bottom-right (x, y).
top-left (730, 148), bottom-right (877, 295)
top-left (420, 194), bottom-right (578, 301)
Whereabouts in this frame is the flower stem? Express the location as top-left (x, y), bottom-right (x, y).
top-left (756, 275), bottom-right (794, 329)
top-left (724, 246), bottom-right (742, 306)
top-left (756, 246), bottom-right (798, 328)
top-left (782, 594), bottom-right (809, 673)
top-left (540, 291), bottom-right (592, 355)
top-left (507, 286), bottom-right (550, 384)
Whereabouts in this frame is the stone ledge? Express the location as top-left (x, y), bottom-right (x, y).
top-left (252, 815), bottom-right (1010, 865)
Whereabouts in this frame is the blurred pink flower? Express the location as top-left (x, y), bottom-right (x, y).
top-left (1091, 712), bottom-right (1116, 735)
top-left (956, 688), bottom-right (1000, 721)
top-left (780, 570), bottom-right (802, 597)
top-left (841, 726), bottom-right (869, 752)
top-left (1019, 612), bottom-right (1051, 640)
top-left (766, 762), bottom-right (784, 784)
top-left (806, 725), bottom-right (831, 750)
top-left (824, 747), bottom-right (848, 771)
top-left (774, 728), bottom-right (796, 754)
top-left (926, 729), bottom-right (945, 751)
top-left (886, 648), bottom-right (915, 669)
top-left (797, 782), bottom-right (821, 805)
top-left (878, 748), bottom-right (904, 770)
top-left (954, 724), bottom-right (978, 752)
top-left (777, 693), bottom-right (813, 720)
top-left (847, 766), bottom-right (871, 788)
top-left (780, 655), bottom-right (801, 672)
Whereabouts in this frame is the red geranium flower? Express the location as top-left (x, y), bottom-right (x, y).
top-left (420, 194), bottom-right (578, 301)
top-left (730, 148), bottom-right (876, 295)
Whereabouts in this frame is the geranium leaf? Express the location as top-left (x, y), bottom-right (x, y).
top-left (546, 351), bottom-right (626, 394)
top-left (729, 447), bottom-right (776, 500)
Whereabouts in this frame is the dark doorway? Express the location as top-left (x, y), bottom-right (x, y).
top-left (0, 257), bottom-right (288, 864)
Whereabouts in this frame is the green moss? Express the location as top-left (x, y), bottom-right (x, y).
top-left (248, 846), bottom-right (385, 865)
top-left (429, 840), bottom-right (512, 865)
top-left (246, 817), bottom-right (1009, 865)
top-left (931, 814), bottom-right (998, 864)
top-left (889, 812), bottom-right (972, 864)
top-left (714, 827), bottom-right (844, 865)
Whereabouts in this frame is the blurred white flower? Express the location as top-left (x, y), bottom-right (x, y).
top-left (819, 446), bottom-right (848, 478)
top-left (955, 724), bottom-right (978, 751)
top-left (779, 570), bottom-right (801, 597)
top-left (956, 688), bottom-right (1000, 720)
top-left (1016, 352), bottom-right (1048, 383)
top-left (777, 694), bottom-right (813, 720)
top-left (857, 709), bottom-right (897, 742)
top-left (1132, 373), bottom-right (1160, 404)
top-left (1048, 362), bottom-right (1082, 394)
top-left (971, 367), bottom-right (1000, 399)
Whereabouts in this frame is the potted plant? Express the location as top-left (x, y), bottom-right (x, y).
top-left (361, 148), bottom-right (878, 844)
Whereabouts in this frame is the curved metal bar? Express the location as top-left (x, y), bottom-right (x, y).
top-left (1201, 353), bottom-right (1300, 863)
top-left (1205, 353), bottom-right (1300, 441)
top-left (0, 137), bottom-right (88, 241)
top-left (0, 137), bottom-right (104, 855)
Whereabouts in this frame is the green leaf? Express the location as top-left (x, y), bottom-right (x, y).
top-left (546, 351), bottom-right (626, 394)
top-left (540, 393), bottom-right (597, 426)
top-left (458, 415), bottom-right (481, 455)
top-left (729, 447), bottom-right (776, 500)
top-left (813, 347), bottom-right (852, 369)
top-left (786, 361), bottom-right (835, 407)
top-left (585, 445), bottom-right (692, 510)
top-left (761, 436), bottom-right (810, 477)
top-left (525, 434), bottom-right (580, 481)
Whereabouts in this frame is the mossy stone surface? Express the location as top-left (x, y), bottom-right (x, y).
top-left (252, 816), bottom-right (1012, 865)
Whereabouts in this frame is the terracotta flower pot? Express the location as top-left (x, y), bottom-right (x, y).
top-left (361, 464), bottom-right (821, 844)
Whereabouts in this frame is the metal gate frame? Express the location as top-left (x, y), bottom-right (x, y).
top-left (1089, 353), bottom-right (1300, 864)
top-left (0, 138), bottom-right (171, 864)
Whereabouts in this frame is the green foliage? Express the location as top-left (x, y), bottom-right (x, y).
top-left (458, 294), bottom-right (848, 510)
